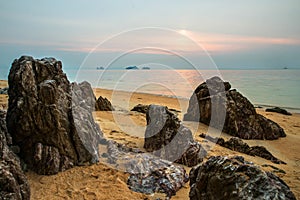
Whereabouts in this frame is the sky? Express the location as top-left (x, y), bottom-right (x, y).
top-left (0, 0), bottom-right (300, 72)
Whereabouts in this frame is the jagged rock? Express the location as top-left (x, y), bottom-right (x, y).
top-left (105, 140), bottom-right (188, 198)
top-left (184, 76), bottom-right (286, 140)
top-left (144, 105), bottom-right (206, 167)
top-left (189, 156), bottom-right (296, 200)
top-left (0, 87), bottom-right (8, 94)
top-left (0, 110), bottom-right (30, 200)
top-left (266, 107), bottom-right (292, 115)
top-left (200, 133), bottom-right (285, 164)
top-left (131, 104), bottom-right (149, 114)
top-left (95, 96), bottom-right (114, 111)
top-left (6, 56), bottom-right (102, 175)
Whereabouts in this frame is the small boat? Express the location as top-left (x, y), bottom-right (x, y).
top-left (283, 67), bottom-right (288, 69)
top-left (96, 67), bottom-right (104, 70)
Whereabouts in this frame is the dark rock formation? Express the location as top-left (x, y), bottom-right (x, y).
top-left (0, 87), bottom-right (8, 94)
top-left (131, 104), bottom-right (149, 114)
top-left (200, 133), bottom-right (285, 164)
top-left (184, 76), bottom-right (286, 140)
top-left (6, 56), bottom-right (102, 175)
top-left (144, 105), bottom-right (206, 167)
top-left (189, 156), bottom-right (296, 200)
top-left (0, 110), bottom-right (30, 200)
top-left (95, 96), bottom-right (114, 111)
top-left (105, 140), bottom-right (188, 198)
top-left (266, 107), bottom-right (292, 115)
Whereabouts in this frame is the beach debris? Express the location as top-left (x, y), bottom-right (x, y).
top-left (6, 56), bottom-right (102, 175)
top-left (184, 76), bottom-right (286, 140)
top-left (131, 104), bottom-right (149, 114)
top-left (144, 105), bottom-right (206, 167)
top-left (0, 110), bottom-right (31, 200)
top-left (200, 133), bottom-right (286, 164)
top-left (0, 87), bottom-right (8, 94)
top-left (95, 96), bottom-right (114, 111)
top-left (266, 107), bottom-right (292, 115)
top-left (189, 156), bottom-right (296, 200)
top-left (105, 140), bottom-right (188, 198)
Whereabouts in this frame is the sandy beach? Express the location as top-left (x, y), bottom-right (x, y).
top-left (1, 82), bottom-right (300, 199)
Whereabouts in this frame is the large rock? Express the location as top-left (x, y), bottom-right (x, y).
top-left (95, 96), bottom-right (114, 111)
top-left (6, 56), bottom-right (102, 175)
top-left (266, 107), bottom-right (292, 116)
top-left (184, 76), bottom-right (285, 140)
top-left (0, 110), bottom-right (30, 200)
top-left (200, 133), bottom-right (286, 164)
top-left (144, 105), bottom-right (206, 167)
top-left (105, 140), bottom-right (188, 198)
top-left (189, 156), bottom-right (296, 200)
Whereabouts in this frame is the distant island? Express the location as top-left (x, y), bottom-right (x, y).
top-left (96, 67), bottom-right (104, 70)
top-left (125, 66), bottom-right (139, 70)
top-left (142, 67), bottom-right (150, 70)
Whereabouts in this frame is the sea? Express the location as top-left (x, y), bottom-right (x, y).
top-left (1, 68), bottom-right (300, 113)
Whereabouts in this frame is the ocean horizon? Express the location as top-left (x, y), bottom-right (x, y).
top-left (1, 68), bottom-right (299, 112)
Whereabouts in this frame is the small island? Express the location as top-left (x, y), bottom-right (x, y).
top-left (125, 66), bottom-right (139, 70)
top-left (142, 67), bottom-right (150, 70)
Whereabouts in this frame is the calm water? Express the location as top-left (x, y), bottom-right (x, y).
top-left (68, 69), bottom-right (300, 112)
top-left (1, 68), bottom-right (299, 112)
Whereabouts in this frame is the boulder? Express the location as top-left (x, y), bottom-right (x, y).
top-left (6, 56), bottom-right (102, 175)
top-left (184, 76), bottom-right (286, 140)
top-left (0, 110), bottom-right (30, 200)
top-left (189, 156), bottom-right (296, 200)
top-left (144, 105), bottom-right (206, 167)
top-left (0, 87), bottom-right (8, 94)
top-left (266, 107), bottom-right (292, 115)
top-left (105, 140), bottom-right (188, 198)
top-left (131, 104), bottom-right (149, 114)
top-left (200, 134), bottom-right (285, 164)
top-left (95, 96), bottom-right (114, 111)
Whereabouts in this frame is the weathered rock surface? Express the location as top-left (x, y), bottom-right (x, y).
top-left (0, 110), bottom-right (30, 200)
top-left (200, 133), bottom-right (285, 164)
top-left (95, 96), bottom-right (114, 111)
top-left (105, 140), bottom-right (188, 198)
top-left (266, 107), bottom-right (292, 115)
top-left (131, 104), bottom-right (149, 114)
top-left (6, 56), bottom-right (102, 175)
top-left (189, 156), bottom-right (296, 200)
top-left (144, 105), bottom-right (206, 167)
top-left (184, 76), bottom-right (286, 140)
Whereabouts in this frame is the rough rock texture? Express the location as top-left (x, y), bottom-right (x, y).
top-left (6, 56), bottom-right (102, 175)
top-left (105, 140), bottom-right (188, 198)
top-left (131, 104), bottom-right (149, 114)
top-left (189, 156), bottom-right (296, 200)
top-left (0, 110), bottom-right (30, 200)
top-left (184, 76), bottom-right (286, 140)
top-left (266, 107), bottom-right (292, 115)
top-left (144, 105), bottom-right (206, 167)
top-left (200, 133), bottom-right (285, 164)
top-left (95, 96), bottom-right (114, 111)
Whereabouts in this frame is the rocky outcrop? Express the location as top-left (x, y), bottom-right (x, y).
top-left (200, 133), bottom-right (285, 164)
top-left (0, 110), bottom-right (30, 200)
top-left (184, 76), bottom-right (286, 140)
top-left (131, 104), bottom-right (149, 114)
top-left (95, 96), bottom-right (114, 111)
top-left (266, 107), bottom-right (292, 115)
top-left (6, 56), bottom-right (102, 175)
top-left (189, 156), bottom-right (296, 200)
top-left (105, 140), bottom-right (188, 198)
top-left (144, 105), bottom-right (206, 167)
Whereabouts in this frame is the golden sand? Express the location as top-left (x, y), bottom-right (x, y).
top-left (0, 82), bottom-right (299, 199)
